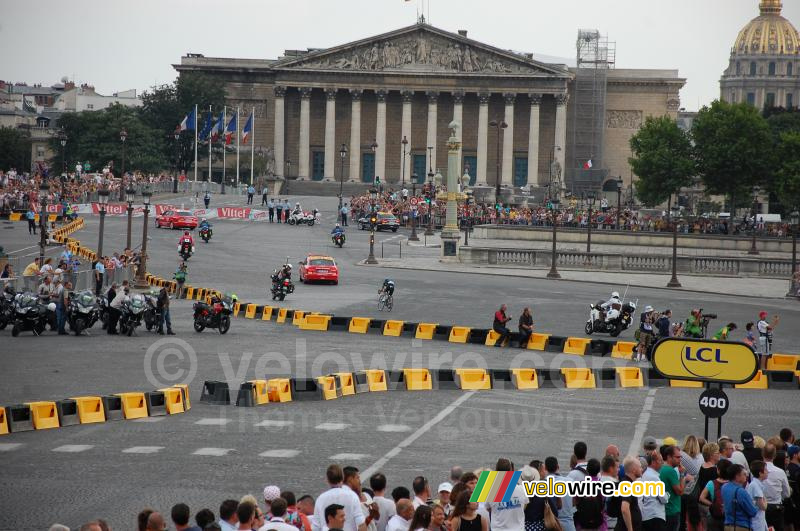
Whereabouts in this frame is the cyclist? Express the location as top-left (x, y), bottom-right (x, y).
top-left (379, 278), bottom-right (395, 297)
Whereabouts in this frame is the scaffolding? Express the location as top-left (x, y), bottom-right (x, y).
top-left (567, 29), bottom-right (615, 195)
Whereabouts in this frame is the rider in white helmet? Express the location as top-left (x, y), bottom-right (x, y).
top-left (600, 291), bottom-right (622, 322)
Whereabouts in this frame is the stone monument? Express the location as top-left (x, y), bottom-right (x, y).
top-left (441, 120), bottom-right (462, 261)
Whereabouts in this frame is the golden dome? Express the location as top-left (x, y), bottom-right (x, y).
top-left (733, 0), bottom-right (800, 55)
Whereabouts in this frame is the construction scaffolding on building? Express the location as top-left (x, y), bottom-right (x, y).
top-left (567, 29), bottom-right (615, 196)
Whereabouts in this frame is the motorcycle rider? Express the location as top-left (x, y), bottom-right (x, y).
top-left (599, 291), bottom-right (622, 322)
top-left (199, 218), bottom-right (212, 232)
top-left (331, 223), bottom-right (345, 243)
top-left (156, 287), bottom-right (174, 335)
top-left (178, 231), bottom-right (194, 255)
top-left (108, 286), bottom-right (129, 335)
top-left (272, 264), bottom-right (292, 291)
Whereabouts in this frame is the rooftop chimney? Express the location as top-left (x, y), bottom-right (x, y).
top-left (458, 30), bottom-right (468, 37)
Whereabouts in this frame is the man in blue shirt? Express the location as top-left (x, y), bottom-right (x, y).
top-left (26, 208), bottom-right (36, 234)
top-left (275, 199), bottom-right (283, 224)
top-left (247, 185), bottom-right (255, 205)
top-left (722, 464), bottom-right (758, 529)
top-left (94, 258), bottom-right (105, 296)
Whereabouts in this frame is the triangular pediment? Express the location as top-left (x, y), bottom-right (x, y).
top-left (271, 24), bottom-right (569, 77)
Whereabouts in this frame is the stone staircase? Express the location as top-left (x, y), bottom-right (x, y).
top-left (281, 179), bottom-right (376, 197)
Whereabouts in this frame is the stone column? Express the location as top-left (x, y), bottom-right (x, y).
top-left (554, 93), bottom-right (568, 178)
top-left (400, 90), bottom-right (413, 184)
top-left (476, 92), bottom-right (490, 185)
top-left (273, 86), bottom-right (286, 178)
top-left (528, 93), bottom-right (542, 186)
top-left (323, 88), bottom-right (337, 181)
top-left (441, 123), bottom-right (462, 261)
top-left (375, 90), bottom-right (387, 183)
top-left (298, 87), bottom-right (312, 180)
top-left (426, 91), bottom-right (439, 179)
top-left (501, 93), bottom-right (515, 187)
top-left (349, 89), bottom-right (362, 183)
top-left (452, 91), bottom-right (464, 177)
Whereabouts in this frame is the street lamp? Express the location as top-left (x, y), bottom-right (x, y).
top-left (787, 209), bottom-right (799, 298)
top-left (338, 143), bottom-right (347, 212)
top-left (464, 191), bottom-right (473, 246)
top-left (125, 185), bottom-right (135, 250)
top-left (409, 173), bottom-right (419, 241)
top-left (427, 170), bottom-right (441, 236)
top-left (370, 140), bottom-right (378, 187)
top-left (38, 181), bottom-right (49, 265)
top-left (58, 128), bottom-right (67, 175)
top-left (615, 176), bottom-right (623, 229)
top-left (119, 128), bottom-right (128, 200)
top-left (667, 204), bottom-right (682, 287)
top-left (548, 145), bottom-right (561, 202)
top-left (134, 187), bottom-right (152, 289)
top-left (748, 186), bottom-right (760, 255)
top-left (366, 187), bottom-right (379, 264)
top-left (489, 119), bottom-right (508, 222)
top-left (547, 196), bottom-right (561, 279)
top-left (586, 190), bottom-right (596, 257)
top-left (97, 186), bottom-right (110, 259)
top-left (401, 136), bottom-right (409, 189)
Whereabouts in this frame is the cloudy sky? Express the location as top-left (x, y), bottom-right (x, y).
top-left (2, 0), bottom-right (796, 110)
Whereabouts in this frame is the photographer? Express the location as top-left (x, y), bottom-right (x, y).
top-left (685, 309), bottom-right (704, 339)
top-left (655, 309), bottom-right (672, 338)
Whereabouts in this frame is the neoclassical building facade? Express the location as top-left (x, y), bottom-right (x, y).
top-left (175, 22), bottom-right (684, 193)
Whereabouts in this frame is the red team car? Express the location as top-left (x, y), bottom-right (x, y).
top-left (298, 255), bottom-right (339, 284)
top-left (155, 210), bottom-right (198, 229)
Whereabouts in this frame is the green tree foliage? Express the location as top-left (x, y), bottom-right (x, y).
top-left (628, 115), bottom-right (694, 207)
top-left (0, 127), bottom-right (32, 171)
top-left (774, 131), bottom-right (800, 210)
top-left (691, 100), bottom-right (773, 211)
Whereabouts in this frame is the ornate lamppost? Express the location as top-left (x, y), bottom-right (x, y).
top-left (365, 187), bottom-right (379, 264)
top-left (120, 128), bottom-right (128, 200)
top-left (489, 119), bottom-right (507, 222)
top-left (787, 210), bottom-right (799, 298)
top-left (667, 204), bottom-right (682, 288)
top-left (338, 143), bottom-right (347, 212)
top-left (401, 136), bottom-right (409, 189)
top-left (134, 188), bottom-right (152, 289)
top-left (547, 195), bottom-right (561, 279)
top-left (748, 186), bottom-right (760, 255)
top-left (97, 186), bottom-right (110, 259)
top-left (125, 185), bottom-right (135, 250)
top-left (38, 181), bottom-right (49, 265)
top-left (586, 191), bottom-right (596, 264)
top-left (615, 176), bottom-right (623, 229)
top-left (58, 129), bottom-right (67, 175)
top-left (409, 173), bottom-right (419, 242)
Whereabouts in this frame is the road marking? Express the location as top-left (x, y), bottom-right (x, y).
top-left (132, 416), bottom-right (165, 423)
top-left (362, 391), bottom-right (475, 478)
top-left (195, 418), bottom-right (231, 426)
top-left (254, 420), bottom-right (295, 427)
top-left (193, 447), bottom-right (234, 456)
top-left (330, 453), bottom-right (370, 460)
top-left (315, 422), bottom-right (350, 431)
top-left (52, 444), bottom-right (94, 453)
top-left (0, 443), bottom-right (23, 452)
top-left (122, 446), bottom-right (164, 454)
top-left (627, 388), bottom-right (658, 457)
top-left (376, 424), bottom-right (412, 433)
top-left (259, 449), bottom-right (301, 458)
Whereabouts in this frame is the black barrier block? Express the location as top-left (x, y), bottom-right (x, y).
top-left (433, 369), bottom-right (458, 390)
top-left (236, 382), bottom-right (256, 407)
top-left (101, 395), bottom-right (124, 421)
top-left (354, 371), bottom-right (370, 393)
top-left (590, 340), bottom-right (613, 357)
top-left (434, 325), bottom-right (452, 339)
top-left (766, 371), bottom-right (799, 389)
top-left (469, 328), bottom-right (489, 344)
top-left (200, 381), bottom-right (231, 405)
top-left (644, 368), bottom-right (669, 388)
top-left (144, 391), bottom-right (167, 416)
top-left (369, 319), bottom-right (386, 333)
top-left (546, 336), bottom-right (567, 353)
top-left (490, 369), bottom-right (513, 390)
top-left (291, 378), bottom-right (322, 401)
top-left (330, 316), bottom-right (350, 331)
top-left (5, 404), bottom-right (33, 433)
top-left (55, 399), bottom-right (79, 427)
top-left (594, 368), bottom-right (617, 389)
top-left (402, 322), bottom-right (419, 335)
top-left (537, 369), bottom-right (562, 388)
top-left (284, 310), bottom-right (295, 321)
top-left (386, 370), bottom-right (404, 391)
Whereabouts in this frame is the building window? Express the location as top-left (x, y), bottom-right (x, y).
top-left (513, 157), bottom-right (528, 187)
top-left (736, 62), bottom-right (741, 75)
top-left (463, 156), bottom-right (477, 186)
top-left (412, 154), bottom-right (427, 184)
top-left (361, 153), bottom-right (375, 183)
top-left (747, 92), bottom-right (756, 105)
top-left (311, 151), bottom-right (324, 181)
top-left (788, 93), bottom-right (794, 108)
top-left (86, 103), bottom-right (94, 109)
top-left (769, 62), bottom-right (776, 75)
top-left (788, 62), bottom-right (794, 76)
top-left (766, 92), bottom-right (776, 108)
top-left (750, 62), bottom-right (757, 76)
top-left (36, 147), bottom-right (45, 157)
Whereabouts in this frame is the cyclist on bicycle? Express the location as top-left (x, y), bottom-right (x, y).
top-left (379, 278), bottom-right (395, 297)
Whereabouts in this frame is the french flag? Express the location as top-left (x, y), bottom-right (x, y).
top-left (224, 112), bottom-right (237, 145)
top-left (178, 107), bottom-right (196, 132)
top-left (211, 111), bottom-right (224, 141)
top-left (583, 160), bottom-right (593, 170)
top-left (241, 113), bottom-right (253, 144)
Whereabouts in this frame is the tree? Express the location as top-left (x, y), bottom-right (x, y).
top-left (0, 127), bottom-right (31, 172)
top-left (628, 115), bottom-right (694, 207)
top-left (691, 100), bottom-right (773, 213)
top-left (774, 131), bottom-right (800, 210)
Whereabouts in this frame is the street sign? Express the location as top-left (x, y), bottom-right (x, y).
top-left (698, 388), bottom-right (729, 419)
top-left (651, 338), bottom-right (758, 384)
top-left (410, 197), bottom-right (419, 206)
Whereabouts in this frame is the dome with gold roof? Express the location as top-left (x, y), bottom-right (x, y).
top-left (733, 0), bottom-right (800, 56)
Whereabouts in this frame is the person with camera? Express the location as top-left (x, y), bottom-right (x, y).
top-left (636, 306), bottom-right (656, 362)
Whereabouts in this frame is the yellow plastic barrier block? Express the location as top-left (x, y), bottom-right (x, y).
top-left (276, 308), bottom-right (290, 324)
top-left (362, 369), bottom-right (388, 392)
top-left (232, 302), bottom-right (241, 317)
top-left (670, 380), bottom-right (703, 388)
top-left (333, 372), bottom-right (356, 396)
top-left (449, 326), bottom-right (471, 343)
top-left (561, 368), bottom-right (596, 389)
top-left (267, 378), bottom-right (292, 402)
top-left (299, 314), bottom-right (331, 331)
top-left (415, 323), bottom-right (439, 340)
top-left (248, 379), bottom-right (270, 405)
top-left (196, 288), bottom-right (206, 301)
top-left (403, 368), bottom-right (433, 390)
top-left (158, 388), bottom-right (186, 414)
top-left (383, 320), bottom-right (404, 337)
top-left (526, 333), bottom-right (550, 351)
top-left (735, 370), bottom-right (769, 389)
top-left (115, 392), bottom-right (149, 419)
top-left (511, 369), bottom-right (539, 390)
top-left (9, 213), bottom-right (21, 221)
top-left (615, 367), bottom-right (644, 388)
top-left (316, 376), bottom-right (339, 400)
top-left (245, 304), bottom-right (257, 319)
top-left (69, 396), bottom-right (106, 424)
top-left (174, 384), bottom-right (191, 410)
top-left (262, 306), bottom-right (273, 321)
top-left (292, 310), bottom-right (306, 325)
top-left (611, 342), bottom-right (636, 360)
top-left (485, 329), bottom-right (508, 347)
top-left (455, 368), bottom-right (491, 390)
top-left (26, 401), bottom-right (60, 430)
top-left (563, 337), bottom-right (591, 356)
top-left (0, 407), bottom-right (8, 435)
top-left (48, 214), bottom-right (57, 222)
top-left (349, 317), bottom-right (371, 334)
top-left (767, 354), bottom-right (799, 372)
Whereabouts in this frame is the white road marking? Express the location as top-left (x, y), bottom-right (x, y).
top-left (362, 391), bottom-right (475, 478)
top-left (52, 444), bottom-right (94, 453)
top-left (627, 388), bottom-right (658, 457)
top-left (0, 443), bottom-right (23, 452)
top-left (122, 446), bottom-right (164, 454)
top-left (192, 447), bottom-right (234, 456)
top-left (315, 422), bottom-right (350, 431)
top-left (330, 453), bottom-right (370, 460)
top-left (195, 418), bottom-right (231, 426)
top-left (376, 424), bottom-right (412, 433)
top-left (259, 449), bottom-right (301, 458)
top-left (254, 420), bottom-right (295, 427)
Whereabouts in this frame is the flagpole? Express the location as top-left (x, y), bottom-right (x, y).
top-left (193, 104), bottom-right (198, 182)
top-left (208, 105), bottom-right (212, 183)
top-left (222, 106), bottom-right (227, 193)
top-left (250, 107), bottom-right (255, 186)
top-left (236, 106), bottom-right (240, 189)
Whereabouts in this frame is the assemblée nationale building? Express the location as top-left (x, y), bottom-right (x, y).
top-left (174, 20), bottom-right (684, 196)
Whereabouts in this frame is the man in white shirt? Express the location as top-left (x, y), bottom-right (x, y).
top-left (369, 473), bottom-right (396, 531)
top-left (544, 457), bottom-right (576, 531)
top-left (412, 476), bottom-right (431, 509)
top-left (485, 458), bottom-right (526, 531)
top-left (386, 500), bottom-right (413, 531)
top-left (639, 451), bottom-right (669, 531)
top-left (313, 465), bottom-right (367, 531)
top-left (344, 466), bottom-right (378, 531)
top-left (219, 499), bottom-right (239, 531)
top-left (260, 499), bottom-right (300, 531)
top-left (600, 456), bottom-right (620, 530)
top-left (762, 443), bottom-right (792, 531)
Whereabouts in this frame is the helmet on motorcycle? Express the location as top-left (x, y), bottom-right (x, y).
top-left (611, 291), bottom-right (620, 299)
top-left (47, 302), bottom-right (56, 312)
top-left (335, 223), bottom-right (340, 227)
top-left (285, 264), bottom-right (292, 270)
top-left (201, 218), bottom-right (207, 223)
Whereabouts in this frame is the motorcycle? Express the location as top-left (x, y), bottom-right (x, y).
top-left (98, 295), bottom-right (110, 330)
top-left (143, 291), bottom-right (161, 332)
top-left (199, 226), bottom-right (212, 243)
top-left (193, 295), bottom-right (233, 334)
top-left (11, 293), bottom-right (55, 337)
top-left (287, 211), bottom-right (315, 226)
top-left (118, 293), bottom-right (147, 336)
top-left (66, 290), bottom-right (100, 336)
top-left (179, 242), bottom-right (193, 261)
top-left (585, 300), bottom-right (637, 337)
top-left (332, 232), bottom-right (346, 248)
top-left (0, 286), bottom-right (15, 330)
top-left (270, 275), bottom-right (294, 301)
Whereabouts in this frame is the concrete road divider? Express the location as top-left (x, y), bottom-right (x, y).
top-left (593, 368), bottom-right (618, 389)
top-left (736, 370), bottom-right (769, 389)
top-left (449, 326), bottom-right (471, 343)
top-left (766, 370), bottom-right (800, 389)
top-left (467, 328), bottom-right (490, 345)
top-left (403, 368), bottom-right (433, 390)
top-left (455, 368), bottom-right (491, 390)
top-left (299, 314), bottom-right (331, 331)
top-left (355, 370), bottom-right (387, 392)
top-left (26, 401), bottom-right (60, 429)
top-left (317, 376), bottom-right (340, 399)
top-left (612, 342), bottom-right (636, 359)
top-left (267, 378), bottom-right (292, 402)
top-left (349, 317), bottom-right (371, 334)
top-left (485, 330), bottom-right (508, 347)
top-left (332, 373), bottom-right (356, 396)
top-left (670, 380), bottom-right (703, 388)
top-left (5, 405), bottom-right (33, 433)
top-left (644, 368), bottom-right (669, 388)
top-left (383, 320), bottom-right (404, 337)
top-left (290, 377), bottom-right (334, 401)
top-left (415, 323), bottom-right (438, 340)
top-left (563, 337), bottom-right (592, 356)
top-left (386, 370), bottom-right (405, 391)
top-left (511, 369), bottom-right (539, 390)
top-left (767, 354), bottom-right (800, 372)
top-left (200, 381), bottom-right (231, 405)
top-left (615, 367), bottom-right (644, 388)
top-left (236, 382), bottom-right (257, 407)
top-left (101, 396), bottom-right (124, 421)
top-left (55, 399), bottom-right (80, 427)
top-left (158, 388), bottom-right (186, 414)
top-left (70, 396), bottom-right (106, 424)
top-left (561, 368), bottom-right (596, 389)
top-left (292, 310), bottom-right (306, 326)
top-left (144, 391), bottom-right (168, 416)
top-left (0, 407), bottom-right (7, 435)
top-left (115, 393), bottom-right (149, 419)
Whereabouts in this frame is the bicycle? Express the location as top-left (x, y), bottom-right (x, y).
top-left (378, 291), bottom-right (393, 312)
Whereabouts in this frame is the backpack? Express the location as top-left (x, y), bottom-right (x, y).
top-left (286, 509), bottom-right (305, 531)
top-left (606, 493), bottom-right (622, 520)
top-left (710, 480), bottom-right (725, 521)
top-left (574, 471), bottom-right (605, 530)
